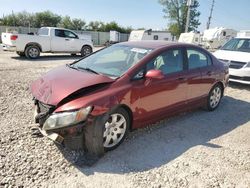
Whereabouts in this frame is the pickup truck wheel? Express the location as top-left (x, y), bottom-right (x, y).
top-left (16, 52), bottom-right (25, 57)
top-left (81, 46), bottom-right (92, 57)
top-left (25, 45), bottom-right (40, 59)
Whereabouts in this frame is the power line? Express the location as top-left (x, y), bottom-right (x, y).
top-left (206, 0), bottom-right (215, 29)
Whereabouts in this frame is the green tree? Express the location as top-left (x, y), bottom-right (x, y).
top-left (0, 11), bottom-right (132, 33)
top-left (34, 11), bottom-right (61, 27)
top-left (16, 11), bottom-right (35, 27)
top-left (59, 16), bottom-right (86, 30)
top-left (159, 0), bottom-right (201, 37)
top-left (1, 14), bottom-right (16, 26)
top-left (59, 16), bottom-right (72, 29)
top-left (87, 21), bottom-right (131, 33)
top-left (71, 18), bottom-right (86, 30)
top-left (87, 21), bottom-right (104, 31)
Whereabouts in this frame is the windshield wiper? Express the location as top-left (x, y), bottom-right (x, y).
top-left (76, 67), bottom-right (99, 74)
top-left (66, 64), bottom-right (78, 70)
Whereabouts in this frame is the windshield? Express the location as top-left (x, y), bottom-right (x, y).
top-left (221, 38), bottom-right (250, 52)
top-left (72, 44), bottom-right (152, 78)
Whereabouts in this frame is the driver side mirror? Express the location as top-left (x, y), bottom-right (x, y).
top-left (145, 69), bottom-right (164, 80)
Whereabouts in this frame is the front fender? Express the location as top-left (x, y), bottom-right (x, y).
top-left (54, 94), bottom-right (119, 116)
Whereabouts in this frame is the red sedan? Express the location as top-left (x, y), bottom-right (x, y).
top-left (31, 41), bottom-right (229, 156)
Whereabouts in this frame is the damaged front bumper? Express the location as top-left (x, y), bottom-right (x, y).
top-left (39, 128), bottom-right (64, 144)
top-left (33, 99), bottom-right (89, 150)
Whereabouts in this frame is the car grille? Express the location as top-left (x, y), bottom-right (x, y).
top-left (229, 75), bottom-right (250, 82)
top-left (218, 59), bottom-right (246, 69)
top-left (229, 61), bottom-right (247, 69)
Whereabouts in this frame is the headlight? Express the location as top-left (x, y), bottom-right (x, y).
top-left (245, 62), bottom-right (250, 68)
top-left (43, 106), bottom-right (92, 131)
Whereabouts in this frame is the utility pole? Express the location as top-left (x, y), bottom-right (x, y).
top-left (206, 0), bottom-right (215, 29)
top-left (185, 0), bottom-right (193, 32)
top-left (12, 10), bottom-right (15, 27)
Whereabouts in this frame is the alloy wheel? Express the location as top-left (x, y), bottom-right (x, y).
top-left (103, 113), bottom-right (127, 148)
top-left (28, 47), bottom-right (39, 58)
top-left (209, 86), bottom-right (222, 109)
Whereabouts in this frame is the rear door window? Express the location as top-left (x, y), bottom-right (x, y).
top-left (187, 49), bottom-right (212, 69)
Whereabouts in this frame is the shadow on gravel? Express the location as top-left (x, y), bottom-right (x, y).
top-left (59, 95), bottom-right (250, 175)
top-left (229, 82), bottom-right (250, 91)
top-left (11, 55), bottom-right (81, 62)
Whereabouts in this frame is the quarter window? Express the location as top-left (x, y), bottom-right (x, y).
top-left (38, 28), bottom-right (49, 36)
top-left (187, 49), bottom-right (211, 69)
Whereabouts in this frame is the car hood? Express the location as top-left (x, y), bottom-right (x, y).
top-left (31, 65), bottom-right (114, 106)
top-left (213, 50), bottom-right (250, 62)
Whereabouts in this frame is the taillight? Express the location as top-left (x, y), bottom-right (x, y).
top-left (10, 35), bottom-right (18, 40)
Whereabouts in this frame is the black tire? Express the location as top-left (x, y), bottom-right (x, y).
top-left (25, 45), bottom-right (40, 59)
top-left (71, 53), bottom-right (77, 56)
top-left (84, 115), bottom-right (105, 157)
top-left (206, 84), bottom-right (223, 111)
top-left (81, 45), bottom-right (92, 57)
top-left (84, 107), bottom-right (130, 155)
top-left (16, 51), bottom-right (25, 57)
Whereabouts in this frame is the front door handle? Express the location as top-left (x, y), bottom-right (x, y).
top-left (65, 38), bottom-right (70, 41)
top-left (177, 77), bottom-right (186, 81)
top-left (207, 71), bottom-right (212, 76)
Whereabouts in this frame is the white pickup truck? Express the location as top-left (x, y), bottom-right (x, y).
top-left (1, 27), bottom-right (93, 59)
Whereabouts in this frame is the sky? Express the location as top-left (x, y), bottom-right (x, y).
top-left (0, 0), bottom-right (249, 32)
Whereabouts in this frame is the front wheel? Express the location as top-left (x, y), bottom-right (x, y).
top-left (25, 45), bottom-right (40, 59)
top-left (206, 84), bottom-right (223, 111)
top-left (84, 108), bottom-right (129, 156)
top-left (103, 108), bottom-right (129, 151)
top-left (81, 46), bottom-right (92, 57)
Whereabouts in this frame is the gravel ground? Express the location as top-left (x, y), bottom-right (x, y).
top-left (0, 49), bottom-right (250, 188)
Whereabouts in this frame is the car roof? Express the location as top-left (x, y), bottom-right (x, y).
top-left (119, 40), bottom-right (195, 49)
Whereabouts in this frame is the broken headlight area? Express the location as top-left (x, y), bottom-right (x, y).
top-left (43, 106), bottom-right (92, 131)
top-left (34, 100), bottom-right (55, 126)
top-left (33, 100), bottom-right (93, 150)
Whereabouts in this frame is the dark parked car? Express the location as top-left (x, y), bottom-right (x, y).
top-left (31, 41), bottom-right (229, 156)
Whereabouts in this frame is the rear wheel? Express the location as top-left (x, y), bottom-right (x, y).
top-left (25, 45), bottom-right (40, 59)
top-left (206, 84), bottom-right (223, 111)
top-left (81, 46), bottom-right (92, 57)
